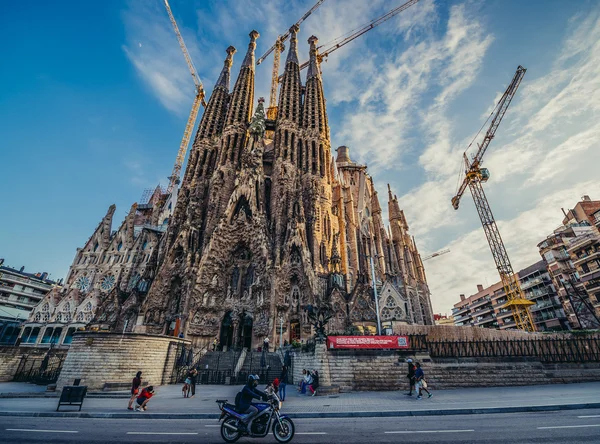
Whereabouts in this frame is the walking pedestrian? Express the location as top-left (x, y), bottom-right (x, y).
top-left (302, 369), bottom-right (312, 395)
top-left (414, 362), bottom-right (432, 400)
top-left (135, 386), bottom-right (155, 411)
top-left (212, 337), bottom-right (218, 351)
top-left (127, 371), bottom-right (142, 410)
top-left (279, 365), bottom-right (289, 402)
top-left (263, 337), bottom-right (270, 352)
top-left (187, 368), bottom-right (198, 398)
top-left (405, 358), bottom-right (416, 396)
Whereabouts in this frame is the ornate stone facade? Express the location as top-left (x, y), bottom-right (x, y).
top-left (23, 27), bottom-right (434, 349)
top-left (139, 28), bottom-right (434, 348)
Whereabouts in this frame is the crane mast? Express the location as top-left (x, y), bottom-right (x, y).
top-left (256, 0), bottom-right (325, 120)
top-left (451, 66), bottom-right (535, 332)
top-left (163, 0), bottom-right (207, 194)
top-left (292, 0), bottom-right (420, 77)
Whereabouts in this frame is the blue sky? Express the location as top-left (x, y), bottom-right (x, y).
top-left (1, 0), bottom-right (599, 313)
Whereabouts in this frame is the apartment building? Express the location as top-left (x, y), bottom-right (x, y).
top-left (452, 261), bottom-right (567, 331)
top-left (0, 264), bottom-right (60, 344)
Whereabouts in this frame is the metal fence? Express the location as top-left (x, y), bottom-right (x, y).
top-left (427, 337), bottom-right (600, 363)
top-left (13, 352), bottom-right (65, 385)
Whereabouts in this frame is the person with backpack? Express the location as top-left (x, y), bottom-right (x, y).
top-left (236, 375), bottom-right (268, 432)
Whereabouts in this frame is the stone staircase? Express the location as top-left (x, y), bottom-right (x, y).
top-left (196, 350), bottom-right (241, 372)
top-left (239, 351), bottom-right (282, 383)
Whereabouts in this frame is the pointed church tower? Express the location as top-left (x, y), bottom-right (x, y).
top-left (302, 36), bottom-right (330, 179)
top-left (220, 31), bottom-right (259, 168)
top-left (275, 25), bottom-right (303, 165)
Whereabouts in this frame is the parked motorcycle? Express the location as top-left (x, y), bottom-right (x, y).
top-left (216, 392), bottom-right (295, 443)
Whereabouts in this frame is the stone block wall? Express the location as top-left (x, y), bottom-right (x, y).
top-left (0, 346), bottom-right (66, 382)
top-left (292, 347), bottom-right (600, 391)
top-left (56, 332), bottom-right (189, 390)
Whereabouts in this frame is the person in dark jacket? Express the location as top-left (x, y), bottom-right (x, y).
top-left (127, 371), bottom-right (142, 410)
top-left (237, 375), bottom-right (267, 431)
top-left (405, 359), bottom-right (416, 396)
top-left (308, 370), bottom-right (319, 396)
top-left (279, 365), bottom-right (289, 401)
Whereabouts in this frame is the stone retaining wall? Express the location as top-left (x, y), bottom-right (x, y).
top-left (292, 344), bottom-right (600, 392)
top-left (56, 332), bottom-right (189, 390)
top-left (0, 346), bottom-right (67, 382)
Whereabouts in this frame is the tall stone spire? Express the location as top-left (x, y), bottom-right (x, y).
top-left (221, 30), bottom-right (259, 167)
top-left (303, 35), bottom-right (328, 137)
top-left (275, 25), bottom-right (303, 164)
top-left (195, 46), bottom-right (236, 142)
top-left (225, 30), bottom-right (259, 127)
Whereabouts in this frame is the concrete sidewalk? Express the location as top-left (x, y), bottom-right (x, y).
top-left (0, 382), bottom-right (599, 419)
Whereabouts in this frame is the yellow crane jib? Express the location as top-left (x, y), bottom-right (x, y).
top-left (163, 0), bottom-right (207, 195)
top-left (451, 66), bottom-right (535, 332)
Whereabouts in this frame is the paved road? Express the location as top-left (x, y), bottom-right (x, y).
top-left (2, 409), bottom-right (600, 443)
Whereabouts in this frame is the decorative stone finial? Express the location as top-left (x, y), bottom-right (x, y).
top-left (216, 46), bottom-right (236, 89)
top-left (242, 30), bottom-right (260, 69)
top-left (307, 35), bottom-right (321, 80)
top-left (286, 25), bottom-right (299, 64)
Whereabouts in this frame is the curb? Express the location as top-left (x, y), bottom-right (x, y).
top-left (1, 402), bottom-right (599, 419)
top-left (0, 393), bottom-right (130, 399)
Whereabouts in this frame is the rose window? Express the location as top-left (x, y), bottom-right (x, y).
top-left (101, 275), bottom-right (116, 292)
top-left (75, 276), bottom-right (91, 293)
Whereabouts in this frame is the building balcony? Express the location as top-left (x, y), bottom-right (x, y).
top-left (469, 297), bottom-right (492, 310)
top-left (574, 250), bottom-right (600, 266)
top-left (0, 284), bottom-right (45, 302)
top-left (471, 306), bottom-right (493, 317)
top-left (452, 305), bottom-right (469, 316)
top-left (530, 299), bottom-right (561, 312)
top-left (496, 310), bottom-right (513, 320)
top-left (0, 295), bottom-right (35, 310)
top-left (453, 314), bottom-right (472, 323)
top-left (1, 275), bottom-right (53, 292)
top-left (521, 277), bottom-right (550, 290)
top-left (474, 314), bottom-right (496, 326)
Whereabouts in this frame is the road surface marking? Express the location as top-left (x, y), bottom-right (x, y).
top-left (538, 425), bottom-right (600, 430)
top-left (127, 432), bottom-right (199, 435)
top-left (205, 425), bottom-right (221, 427)
top-left (385, 430), bottom-right (475, 434)
top-left (296, 432), bottom-right (328, 435)
top-left (6, 429), bottom-right (78, 433)
top-left (578, 415), bottom-right (600, 418)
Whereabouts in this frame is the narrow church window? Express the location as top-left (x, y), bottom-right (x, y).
top-left (298, 140), bottom-right (303, 170)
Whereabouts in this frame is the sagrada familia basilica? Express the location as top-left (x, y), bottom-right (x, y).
top-left (22, 27), bottom-right (433, 350)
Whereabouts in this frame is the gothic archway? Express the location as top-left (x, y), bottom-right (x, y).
top-left (220, 312), bottom-right (234, 349)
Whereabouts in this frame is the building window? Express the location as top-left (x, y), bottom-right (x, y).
top-left (63, 327), bottom-right (77, 345)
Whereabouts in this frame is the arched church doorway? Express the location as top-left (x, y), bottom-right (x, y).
top-left (238, 314), bottom-right (253, 349)
top-left (220, 312), bottom-right (234, 350)
top-left (290, 321), bottom-right (300, 342)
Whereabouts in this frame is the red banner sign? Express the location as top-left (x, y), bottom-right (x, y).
top-left (327, 335), bottom-right (410, 349)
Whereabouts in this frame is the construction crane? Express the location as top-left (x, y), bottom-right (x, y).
top-left (257, 0), bottom-right (325, 120)
top-left (163, 0), bottom-right (207, 195)
top-left (451, 66), bottom-right (535, 332)
top-left (422, 248), bottom-right (450, 262)
top-left (281, 0), bottom-right (420, 81)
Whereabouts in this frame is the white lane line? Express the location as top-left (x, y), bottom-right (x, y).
top-left (296, 432), bottom-right (328, 435)
top-left (385, 430), bottom-right (474, 434)
top-left (538, 425), bottom-right (600, 430)
top-left (578, 415), bottom-right (600, 418)
top-left (205, 425), bottom-right (221, 427)
top-left (127, 432), bottom-right (199, 435)
top-left (6, 429), bottom-right (78, 433)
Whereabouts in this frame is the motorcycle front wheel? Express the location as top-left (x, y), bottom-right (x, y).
top-left (220, 418), bottom-right (241, 443)
top-left (272, 417), bottom-right (295, 443)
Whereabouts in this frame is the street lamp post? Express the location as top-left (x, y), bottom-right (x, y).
top-left (279, 316), bottom-right (284, 349)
